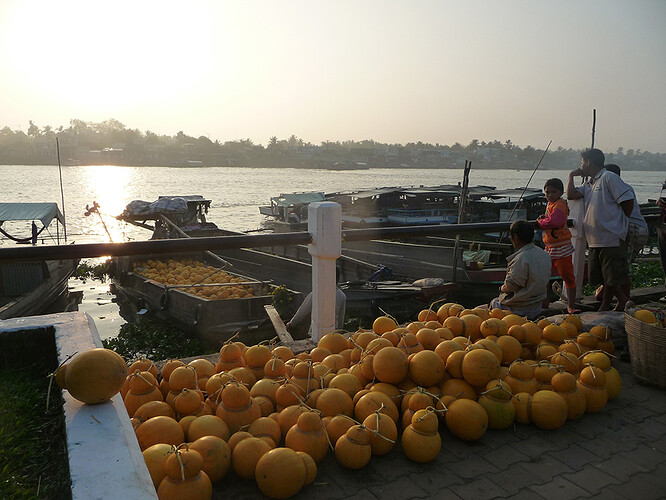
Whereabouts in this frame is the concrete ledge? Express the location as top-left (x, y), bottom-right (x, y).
top-left (0, 312), bottom-right (157, 500)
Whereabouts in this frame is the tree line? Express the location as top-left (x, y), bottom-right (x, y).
top-left (0, 119), bottom-right (663, 171)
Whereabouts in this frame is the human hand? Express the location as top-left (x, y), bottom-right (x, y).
top-left (570, 168), bottom-right (584, 177)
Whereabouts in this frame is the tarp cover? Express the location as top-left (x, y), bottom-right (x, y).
top-left (0, 203), bottom-right (64, 226)
top-left (121, 197), bottom-right (188, 217)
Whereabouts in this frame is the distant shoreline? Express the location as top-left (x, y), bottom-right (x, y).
top-left (2, 162), bottom-right (665, 172)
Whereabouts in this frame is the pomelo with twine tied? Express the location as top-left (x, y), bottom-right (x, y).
top-left (55, 348), bottom-right (128, 404)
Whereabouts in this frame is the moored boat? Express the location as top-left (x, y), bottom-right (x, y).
top-left (111, 252), bottom-right (302, 347)
top-left (0, 202), bottom-right (78, 320)
top-left (261, 184), bottom-right (547, 229)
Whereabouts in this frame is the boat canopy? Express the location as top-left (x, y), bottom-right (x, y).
top-left (271, 192), bottom-right (326, 207)
top-left (328, 185), bottom-right (499, 200)
top-left (0, 202), bottom-right (64, 226)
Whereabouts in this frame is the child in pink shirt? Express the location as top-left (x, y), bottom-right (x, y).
top-left (537, 178), bottom-right (580, 314)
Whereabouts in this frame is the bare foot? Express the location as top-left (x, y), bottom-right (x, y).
top-left (594, 285), bottom-right (604, 301)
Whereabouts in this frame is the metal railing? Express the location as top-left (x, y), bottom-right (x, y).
top-left (0, 221), bottom-right (518, 263)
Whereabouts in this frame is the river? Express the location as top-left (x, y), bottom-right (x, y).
top-left (2, 164), bottom-right (664, 339)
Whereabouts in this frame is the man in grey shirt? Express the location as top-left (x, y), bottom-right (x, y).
top-left (489, 220), bottom-right (552, 319)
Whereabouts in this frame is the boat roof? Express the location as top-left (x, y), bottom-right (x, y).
top-left (328, 185), bottom-right (498, 200)
top-left (271, 192), bottom-right (326, 207)
top-left (470, 187), bottom-right (544, 203)
top-left (0, 202), bottom-right (65, 226)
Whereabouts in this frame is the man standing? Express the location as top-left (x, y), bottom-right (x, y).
top-left (566, 149), bottom-right (634, 311)
top-left (657, 178), bottom-right (666, 302)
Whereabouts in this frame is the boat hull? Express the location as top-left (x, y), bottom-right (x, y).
top-left (111, 253), bottom-right (302, 347)
top-left (0, 259), bottom-right (78, 320)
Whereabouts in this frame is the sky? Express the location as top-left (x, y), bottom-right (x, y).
top-left (1, 0), bottom-right (665, 153)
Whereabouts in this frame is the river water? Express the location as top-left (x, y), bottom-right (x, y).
top-left (2, 164), bottom-right (664, 339)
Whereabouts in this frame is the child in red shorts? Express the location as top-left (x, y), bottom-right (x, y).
top-left (537, 178), bottom-right (580, 314)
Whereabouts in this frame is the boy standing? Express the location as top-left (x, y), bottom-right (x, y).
top-left (538, 178), bottom-right (579, 314)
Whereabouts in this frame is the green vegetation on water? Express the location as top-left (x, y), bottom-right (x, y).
top-left (73, 260), bottom-right (110, 282)
top-left (0, 367), bottom-right (71, 499)
top-left (102, 317), bottom-right (216, 362)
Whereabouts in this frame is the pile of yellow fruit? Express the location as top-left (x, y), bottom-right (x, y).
top-left (123, 303), bottom-right (622, 499)
top-left (133, 258), bottom-right (257, 301)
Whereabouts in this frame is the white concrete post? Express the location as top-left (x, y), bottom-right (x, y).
top-left (308, 201), bottom-right (342, 342)
top-left (567, 197), bottom-right (586, 301)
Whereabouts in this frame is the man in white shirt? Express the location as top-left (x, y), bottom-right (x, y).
top-left (566, 149), bottom-right (635, 311)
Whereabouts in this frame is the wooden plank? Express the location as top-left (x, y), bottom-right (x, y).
top-left (158, 214), bottom-right (233, 269)
top-left (264, 305), bottom-right (294, 344)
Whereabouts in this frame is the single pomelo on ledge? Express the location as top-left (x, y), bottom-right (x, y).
top-left (56, 348), bottom-right (128, 404)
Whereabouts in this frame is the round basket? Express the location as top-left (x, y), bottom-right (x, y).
top-left (624, 313), bottom-right (666, 389)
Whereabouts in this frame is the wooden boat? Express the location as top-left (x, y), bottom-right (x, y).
top-left (116, 195), bottom-right (224, 238)
top-left (111, 252), bottom-right (303, 347)
top-left (261, 185), bottom-right (547, 229)
top-left (0, 203), bottom-right (78, 319)
top-left (327, 161), bottom-right (370, 171)
top-left (258, 192), bottom-right (326, 232)
top-left (113, 195), bottom-right (442, 334)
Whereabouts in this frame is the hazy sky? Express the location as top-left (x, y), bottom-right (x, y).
top-left (1, 0), bottom-right (665, 153)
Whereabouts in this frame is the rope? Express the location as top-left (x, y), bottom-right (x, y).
top-left (0, 224), bottom-right (47, 243)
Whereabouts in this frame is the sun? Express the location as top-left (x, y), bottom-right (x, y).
top-left (2, 0), bottom-right (213, 116)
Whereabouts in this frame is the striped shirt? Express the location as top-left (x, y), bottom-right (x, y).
top-left (538, 198), bottom-right (574, 260)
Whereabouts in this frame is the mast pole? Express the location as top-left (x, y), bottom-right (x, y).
top-left (452, 160), bottom-right (472, 284)
top-left (56, 137), bottom-right (67, 242)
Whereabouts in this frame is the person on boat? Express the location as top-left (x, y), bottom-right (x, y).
top-left (656, 177), bottom-right (666, 303)
top-left (31, 221), bottom-right (38, 245)
top-left (537, 178), bottom-right (580, 314)
top-left (286, 267), bottom-right (347, 337)
top-left (566, 149), bottom-right (635, 311)
top-left (590, 164), bottom-right (649, 303)
top-left (488, 220), bottom-right (552, 319)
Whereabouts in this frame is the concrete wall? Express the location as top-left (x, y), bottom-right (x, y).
top-left (0, 312), bottom-right (157, 499)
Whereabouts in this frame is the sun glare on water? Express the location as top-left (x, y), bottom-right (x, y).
top-left (81, 165), bottom-right (131, 242)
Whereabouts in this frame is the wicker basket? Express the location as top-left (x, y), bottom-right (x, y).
top-left (624, 313), bottom-right (666, 389)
